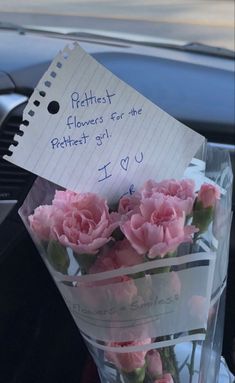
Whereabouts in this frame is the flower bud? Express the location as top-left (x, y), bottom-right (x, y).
top-left (192, 183), bottom-right (220, 233)
top-left (146, 350), bottom-right (163, 378)
top-left (197, 183), bottom-right (220, 209)
top-left (122, 366), bottom-right (146, 383)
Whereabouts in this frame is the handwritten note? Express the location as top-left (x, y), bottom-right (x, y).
top-left (4, 43), bottom-right (205, 202)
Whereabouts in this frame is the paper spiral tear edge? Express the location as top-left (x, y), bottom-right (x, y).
top-left (4, 43), bottom-right (77, 158)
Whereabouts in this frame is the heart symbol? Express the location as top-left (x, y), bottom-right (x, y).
top-left (120, 156), bottom-right (129, 171)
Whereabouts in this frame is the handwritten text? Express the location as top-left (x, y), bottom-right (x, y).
top-left (51, 133), bottom-right (89, 149)
top-left (71, 89), bottom-right (116, 109)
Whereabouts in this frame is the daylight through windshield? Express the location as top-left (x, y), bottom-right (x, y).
top-left (0, 0), bottom-right (234, 52)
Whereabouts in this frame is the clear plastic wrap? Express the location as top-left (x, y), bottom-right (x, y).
top-left (19, 145), bottom-right (233, 383)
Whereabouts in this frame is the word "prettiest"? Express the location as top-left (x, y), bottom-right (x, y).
top-left (51, 133), bottom-right (89, 149)
top-left (71, 89), bottom-right (116, 109)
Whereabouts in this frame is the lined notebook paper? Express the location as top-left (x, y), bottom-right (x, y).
top-left (4, 43), bottom-right (205, 202)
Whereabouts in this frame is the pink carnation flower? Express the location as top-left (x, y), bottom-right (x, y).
top-left (114, 239), bottom-right (143, 268)
top-left (78, 276), bottom-right (138, 309)
top-left (52, 189), bottom-right (78, 211)
top-left (105, 338), bottom-right (151, 373)
top-left (118, 193), bottom-right (141, 218)
top-left (29, 190), bottom-right (118, 254)
top-left (121, 195), bottom-right (197, 258)
top-left (89, 251), bottom-right (118, 274)
top-left (154, 373), bottom-right (174, 383)
top-left (111, 275), bottom-right (138, 305)
top-left (89, 243), bottom-right (138, 305)
top-left (89, 239), bottom-right (142, 272)
top-left (53, 192), bottom-right (118, 254)
top-left (142, 179), bottom-right (196, 215)
top-left (197, 183), bottom-right (220, 208)
top-left (29, 205), bottom-right (54, 241)
top-left (188, 295), bottom-right (215, 323)
top-left (188, 295), bottom-right (207, 322)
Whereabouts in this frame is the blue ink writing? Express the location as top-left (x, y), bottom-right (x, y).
top-left (119, 153), bottom-right (144, 172)
top-left (67, 115), bottom-right (103, 129)
top-left (135, 152), bottom-right (144, 163)
top-left (129, 184), bottom-right (135, 195)
top-left (110, 112), bottom-right (125, 121)
top-left (120, 184), bottom-right (136, 198)
top-left (120, 156), bottom-right (129, 171)
top-left (96, 129), bottom-right (111, 146)
top-left (128, 107), bottom-right (142, 116)
top-left (98, 162), bottom-right (112, 182)
top-left (71, 89), bottom-right (116, 109)
top-left (51, 133), bottom-right (89, 149)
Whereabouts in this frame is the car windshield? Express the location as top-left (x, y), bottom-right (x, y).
top-left (0, 0), bottom-right (234, 53)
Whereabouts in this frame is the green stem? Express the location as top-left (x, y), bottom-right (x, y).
top-left (160, 346), bottom-right (180, 383)
top-left (189, 232), bottom-right (200, 253)
top-left (189, 341), bottom-right (196, 383)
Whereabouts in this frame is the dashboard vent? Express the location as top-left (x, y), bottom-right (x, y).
top-left (0, 102), bottom-right (35, 202)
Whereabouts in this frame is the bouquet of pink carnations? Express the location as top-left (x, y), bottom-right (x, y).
top-left (19, 147), bottom-right (233, 383)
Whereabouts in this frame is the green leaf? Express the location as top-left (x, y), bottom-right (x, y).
top-left (47, 240), bottom-right (70, 274)
top-left (192, 205), bottom-right (214, 233)
top-left (130, 271), bottom-right (146, 279)
top-left (122, 366), bottom-right (146, 383)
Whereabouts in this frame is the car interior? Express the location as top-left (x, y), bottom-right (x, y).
top-left (0, 23), bottom-right (234, 383)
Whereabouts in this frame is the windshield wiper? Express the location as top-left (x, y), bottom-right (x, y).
top-left (66, 31), bottom-right (235, 58)
top-left (0, 21), bottom-right (26, 34)
top-left (1, 22), bottom-right (234, 59)
top-left (182, 42), bottom-right (235, 59)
